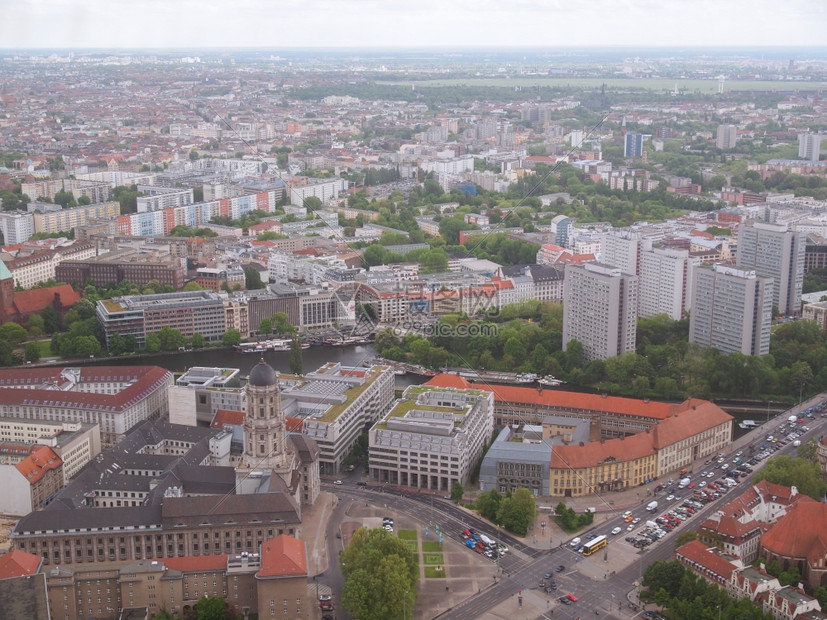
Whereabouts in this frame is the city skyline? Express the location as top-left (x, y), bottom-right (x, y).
top-left (1, 0), bottom-right (825, 51)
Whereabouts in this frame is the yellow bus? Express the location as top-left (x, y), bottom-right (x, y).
top-left (582, 534), bottom-right (608, 556)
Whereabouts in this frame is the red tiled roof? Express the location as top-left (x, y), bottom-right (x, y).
top-left (14, 445), bottom-right (61, 485)
top-left (675, 539), bottom-right (737, 581)
top-left (211, 409), bottom-right (245, 428)
top-left (8, 284), bottom-right (81, 317)
top-left (761, 501), bottom-right (827, 560)
top-left (551, 430), bottom-right (656, 469)
top-left (700, 514), bottom-right (759, 541)
top-left (257, 534), bottom-right (307, 578)
top-left (651, 399), bottom-right (733, 449)
top-left (285, 417), bottom-right (303, 433)
top-left (0, 549), bottom-right (41, 579)
top-left (426, 373), bottom-right (673, 419)
top-left (163, 554), bottom-right (228, 572)
top-left (0, 366), bottom-right (171, 412)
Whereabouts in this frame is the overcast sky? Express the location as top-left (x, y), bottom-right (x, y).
top-left (0, 0), bottom-right (824, 50)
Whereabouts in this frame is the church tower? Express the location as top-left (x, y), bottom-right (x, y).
top-left (243, 359), bottom-right (293, 471)
top-left (239, 359), bottom-right (320, 506)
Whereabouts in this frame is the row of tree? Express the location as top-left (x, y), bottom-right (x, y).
top-left (642, 560), bottom-right (774, 619)
top-left (373, 302), bottom-right (827, 403)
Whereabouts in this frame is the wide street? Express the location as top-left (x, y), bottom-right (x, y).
top-left (319, 393), bottom-right (827, 620)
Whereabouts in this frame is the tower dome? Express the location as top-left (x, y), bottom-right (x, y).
top-left (248, 359), bottom-right (277, 387)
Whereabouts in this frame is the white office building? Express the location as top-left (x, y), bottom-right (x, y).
top-left (798, 133), bottom-right (822, 163)
top-left (736, 222), bottom-right (804, 316)
top-left (563, 262), bottom-right (638, 362)
top-left (0, 211), bottom-right (35, 244)
top-left (689, 264), bottom-right (773, 356)
top-left (369, 384), bottom-right (494, 492)
top-left (638, 248), bottom-right (698, 320)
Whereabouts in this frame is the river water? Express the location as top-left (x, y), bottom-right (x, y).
top-left (83, 343), bottom-right (423, 389)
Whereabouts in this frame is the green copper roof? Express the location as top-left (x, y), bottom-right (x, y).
top-left (0, 259), bottom-right (11, 282)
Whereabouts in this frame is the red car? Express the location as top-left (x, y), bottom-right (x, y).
top-left (566, 594), bottom-right (578, 602)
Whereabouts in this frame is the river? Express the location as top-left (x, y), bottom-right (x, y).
top-left (82, 343), bottom-right (424, 389)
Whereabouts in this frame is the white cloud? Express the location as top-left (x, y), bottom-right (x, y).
top-left (0, 0), bottom-right (824, 49)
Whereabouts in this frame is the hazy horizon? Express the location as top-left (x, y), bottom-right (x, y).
top-left (1, 0), bottom-right (824, 51)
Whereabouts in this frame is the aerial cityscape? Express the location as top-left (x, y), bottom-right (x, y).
top-left (1, 5), bottom-right (827, 620)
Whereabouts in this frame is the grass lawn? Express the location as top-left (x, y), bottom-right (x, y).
top-left (425, 566), bottom-right (446, 578)
top-left (423, 553), bottom-right (444, 565)
top-left (422, 541), bottom-right (442, 552)
top-left (36, 340), bottom-right (53, 356)
top-left (398, 529), bottom-right (417, 541)
top-left (403, 540), bottom-right (418, 553)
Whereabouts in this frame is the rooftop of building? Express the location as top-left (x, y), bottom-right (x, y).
top-left (0, 365), bottom-right (171, 413)
top-left (281, 363), bottom-right (392, 424)
top-left (761, 501), bottom-right (827, 561)
top-left (675, 539), bottom-right (737, 582)
top-left (425, 373), bottom-right (674, 420)
top-left (258, 534), bottom-right (307, 579)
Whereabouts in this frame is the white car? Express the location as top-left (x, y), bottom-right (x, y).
top-left (666, 494), bottom-right (675, 501)
top-left (699, 481), bottom-right (707, 487)
top-left (569, 537), bottom-right (581, 548)
top-left (611, 527), bottom-right (622, 535)
top-left (632, 518), bottom-right (641, 524)
top-left (333, 480), bottom-right (343, 485)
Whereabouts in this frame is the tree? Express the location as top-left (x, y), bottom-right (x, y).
top-left (674, 530), bottom-right (699, 549)
top-left (157, 327), bottom-right (186, 351)
top-left (144, 333), bottom-right (161, 353)
top-left (0, 322), bottom-right (28, 349)
top-left (755, 455), bottom-right (827, 500)
top-left (475, 489), bottom-right (502, 521)
top-left (191, 333), bottom-right (206, 349)
top-left (259, 317), bottom-right (273, 336)
top-left (41, 305), bottom-right (59, 334)
top-left (27, 314), bottom-right (45, 339)
top-left (496, 487), bottom-right (537, 535)
top-left (53, 189), bottom-right (76, 208)
top-left (222, 329), bottom-right (242, 347)
top-left (643, 560), bottom-right (686, 599)
top-left (272, 312), bottom-right (295, 335)
top-left (24, 342), bottom-right (40, 363)
top-left (289, 335), bottom-right (303, 375)
top-left (193, 594), bottom-right (232, 620)
top-left (451, 481), bottom-right (464, 502)
top-left (303, 196), bottom-right (323, 211)
top-left (244, 266), bottom-right (264, 290)
top-left (183, 281), bottom-right (204, 291)
top-left (797, 438), bottom-right (819, 463)
top-left (340, 528), bottom-right (418, 620)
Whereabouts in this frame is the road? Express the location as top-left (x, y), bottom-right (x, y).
top-left (322, 394), bottom-right (826, 619)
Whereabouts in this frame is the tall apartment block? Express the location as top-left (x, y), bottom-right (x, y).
top-left (563, 262), bottom-right (639, 362)
top-left (799, 133), bottom-right (822, 163)
top-left (638, 248), bottom-right (698, 320)
top-left (624, 133), bottom-right (643, 157)
top-left (716, 124), bottom-right (738, 150)
top-left (689, 264), bottom-right (773, 356)
top-left (736, 221), bottom-right (804, 316)
top-left (601, 230), bottom-right (643, 275)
